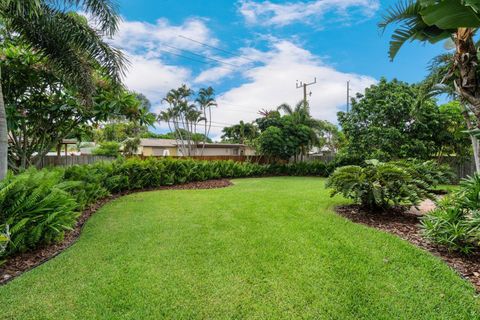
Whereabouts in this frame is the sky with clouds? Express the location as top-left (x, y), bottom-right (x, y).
top-left (111, 0), bottom-right (447, 139)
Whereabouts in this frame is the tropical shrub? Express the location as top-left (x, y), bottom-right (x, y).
top-left (63, 162), bottom-right (112, 208)
top-left (266, 161), bottom-right (334, 177)
top-left (92, 141), bottom-right (121, 157)
top-left (0, 169), bottom-right (79, 257)
top-left (326, 159), bottom-right (433, 210)
top-left (422, 174), bottom-right (480, 254)
top-left (392, 159), bottom-right (454, 187)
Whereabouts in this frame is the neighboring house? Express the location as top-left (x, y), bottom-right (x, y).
top-left (137, 139), bottom-right (256, 157)
top-left (309, 146), bottom-right (336, 156)
top-left (196, 142), bottom-right (256, 156)
top-left (138, 139), bottom-right (178, 156)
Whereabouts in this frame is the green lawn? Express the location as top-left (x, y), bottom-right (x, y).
top-left (0, 177), bottom-right (479, 319)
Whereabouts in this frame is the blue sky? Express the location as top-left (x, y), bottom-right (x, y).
top-left (111, 0), bottom-right (447, 137)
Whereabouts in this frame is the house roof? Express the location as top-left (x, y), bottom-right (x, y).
top-left (197, 142), bottom-right (250, 148)
top-left (140, 138), bottom-right (252, 149)
top-left (140, 139), bottom-right (177, 147)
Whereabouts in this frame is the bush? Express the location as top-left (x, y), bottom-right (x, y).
top-left (266, 161), bottom-right (334, 176)
top-left (421, 174), bottom-right (480, 254)
top-left (92, 141), bottom-right (121, 157)
top-left (326, 159), bottom-right (433, 210)
top-left (391, 159), bottom-right (455, 187)
top-left (0, 169), bottom-right (79, 257)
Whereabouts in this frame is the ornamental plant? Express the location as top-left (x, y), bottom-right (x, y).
top-left (326, 159), bottom-right (434, 211)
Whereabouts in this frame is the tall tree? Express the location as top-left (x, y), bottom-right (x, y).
top-left (338, 78), bottom-right (470, 161)
top-left (159, 85), bottom-right (215, 156)
top-left (425, 51), bottom-right (480, 169)
top-left (0, 0), bottom-right (125, 178)
top-left (379, 0), bottom-right (480, 169)
top-left (221, 121), bottom-right (259, 144)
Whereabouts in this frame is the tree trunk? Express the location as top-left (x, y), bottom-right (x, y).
top-left (454, 29), bottom-right (480, 119)
top-left (454, 28), bottom-right (480, 172)
top-left (0, 73), bottom-right (8, 180)
top-left (461, 107), bottom-right (480, 172)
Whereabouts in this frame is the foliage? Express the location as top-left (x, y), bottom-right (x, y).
top-left (92, 141), bottom-right (121, 157)
top-left (254, 101), bottom-right (338, 160)
top-left (0, 37), bottom-right (150, 170)
top-left (422, 174), bottom-right (480, 254)
top-left (267, 161), bottom-right (336, 177)
top-left (379, 0), bottom-right (479, 61)
top-left (338, 78), bottom-right (470, 161)
top-left (158, 85), bottom-right (216, 156)
top-left (62, 163), bottom-right (112, 209)
top-left (221, 121), bottom-right (259, 144)
top-left (0, 169), bottom-right (79, 256)
top-left (391, 159), bottom-right (455, 187)
top-left (0, 1), bottom-right (126, 179)
top-left (143, 129), bottom-right (212, 143)
top-left (326, 159), bottom-right (434, 210)
top-left (258, 116), bottom-right (313, 161)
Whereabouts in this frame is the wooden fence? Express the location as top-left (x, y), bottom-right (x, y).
top-left (36, 154), bottom-right (476, 181)
top-left (36, 155), bottom-right (116, 169)
top-left (443, 157), bottom-right (476, 180)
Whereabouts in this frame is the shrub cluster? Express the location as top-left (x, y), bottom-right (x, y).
top-left (422, 174), bottom-right (480, 254)
top-left (0, 170), bottom-right (79, 256)
top-left (0, 158), bottom-right (338, 257)
top-left (326, 159), bottom-right (451, 211)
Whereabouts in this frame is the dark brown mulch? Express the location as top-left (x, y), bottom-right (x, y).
top-left (0, 179), bottom-right (233, 285)
top-left (336, 205), bottom-right (480, 291)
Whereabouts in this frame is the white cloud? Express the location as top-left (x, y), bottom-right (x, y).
top-left (109, 17), bottom-right (218, 112)
top-left (123, 55), bottom-right (191, 106)
top-left (208, 40), bottom-right (376, 139)
top-left (111, 17), bottom-right (218, 55)
top-left (107, 16), bottom-right (376, 139)
top-left (238, 0), bottom-right (380, 27)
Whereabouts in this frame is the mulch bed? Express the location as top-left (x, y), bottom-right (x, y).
top-left (336, 205), bottom-right (480, 292)
top-left (0, 179), bottom-right (233, 285)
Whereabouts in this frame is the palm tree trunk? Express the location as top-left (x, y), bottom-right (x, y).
top-left (0, 73), bottom-right (8, 180)
top-left (455, 29), bottom-right (480, 121)
top-left (454, 29), bottom-right (480, 172)
top-left (461, 107), bottom-right (480, 172)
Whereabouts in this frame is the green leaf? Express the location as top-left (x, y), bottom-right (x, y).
top-left (420, 0), bottom-right (480, 28)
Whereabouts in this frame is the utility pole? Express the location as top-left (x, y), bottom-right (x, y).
top-left (346, 80), bottom-right (351, 112)
top-left (296, 78), bottom-right (317, 108)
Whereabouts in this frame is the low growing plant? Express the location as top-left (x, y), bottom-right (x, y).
top-left (326, 159), bottom-right (433, 211)
top-left (422, 174), bottom-right (480, 254)
top-left (0, 169), bottom-right (79, 257)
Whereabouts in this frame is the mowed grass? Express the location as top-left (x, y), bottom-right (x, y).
top-left (0, 177), bottom-right (479, 319)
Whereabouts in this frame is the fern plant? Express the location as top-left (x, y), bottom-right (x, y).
top-left (0, 169), bottom-right (79, 256)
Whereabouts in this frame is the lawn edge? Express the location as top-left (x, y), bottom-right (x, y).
top-left (0, 179), bottom-right (233, 285)
top-left (335, 204), bottom-right (480, 292)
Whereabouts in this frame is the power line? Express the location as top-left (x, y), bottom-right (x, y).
top-left (164, 44), bottom-right (243, 69)
top-left (178, 35), bottom-right (257, 63)
top-left (159, 49), bottom-right (236, 71)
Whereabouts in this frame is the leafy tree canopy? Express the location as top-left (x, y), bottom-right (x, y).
top-left (338, 78), bottom-right (470, 161)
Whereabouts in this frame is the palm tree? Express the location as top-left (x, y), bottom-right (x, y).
top-left (196, 87), bottom-right (216, 155)
top-left (277, 101), bottom-right (323, 159)
top-left (379, 0), bottom-right (480, 138)
top-left (0, 0), bottom-right (125, 179)
top-left (424, 52), bottom-right (480, 170)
